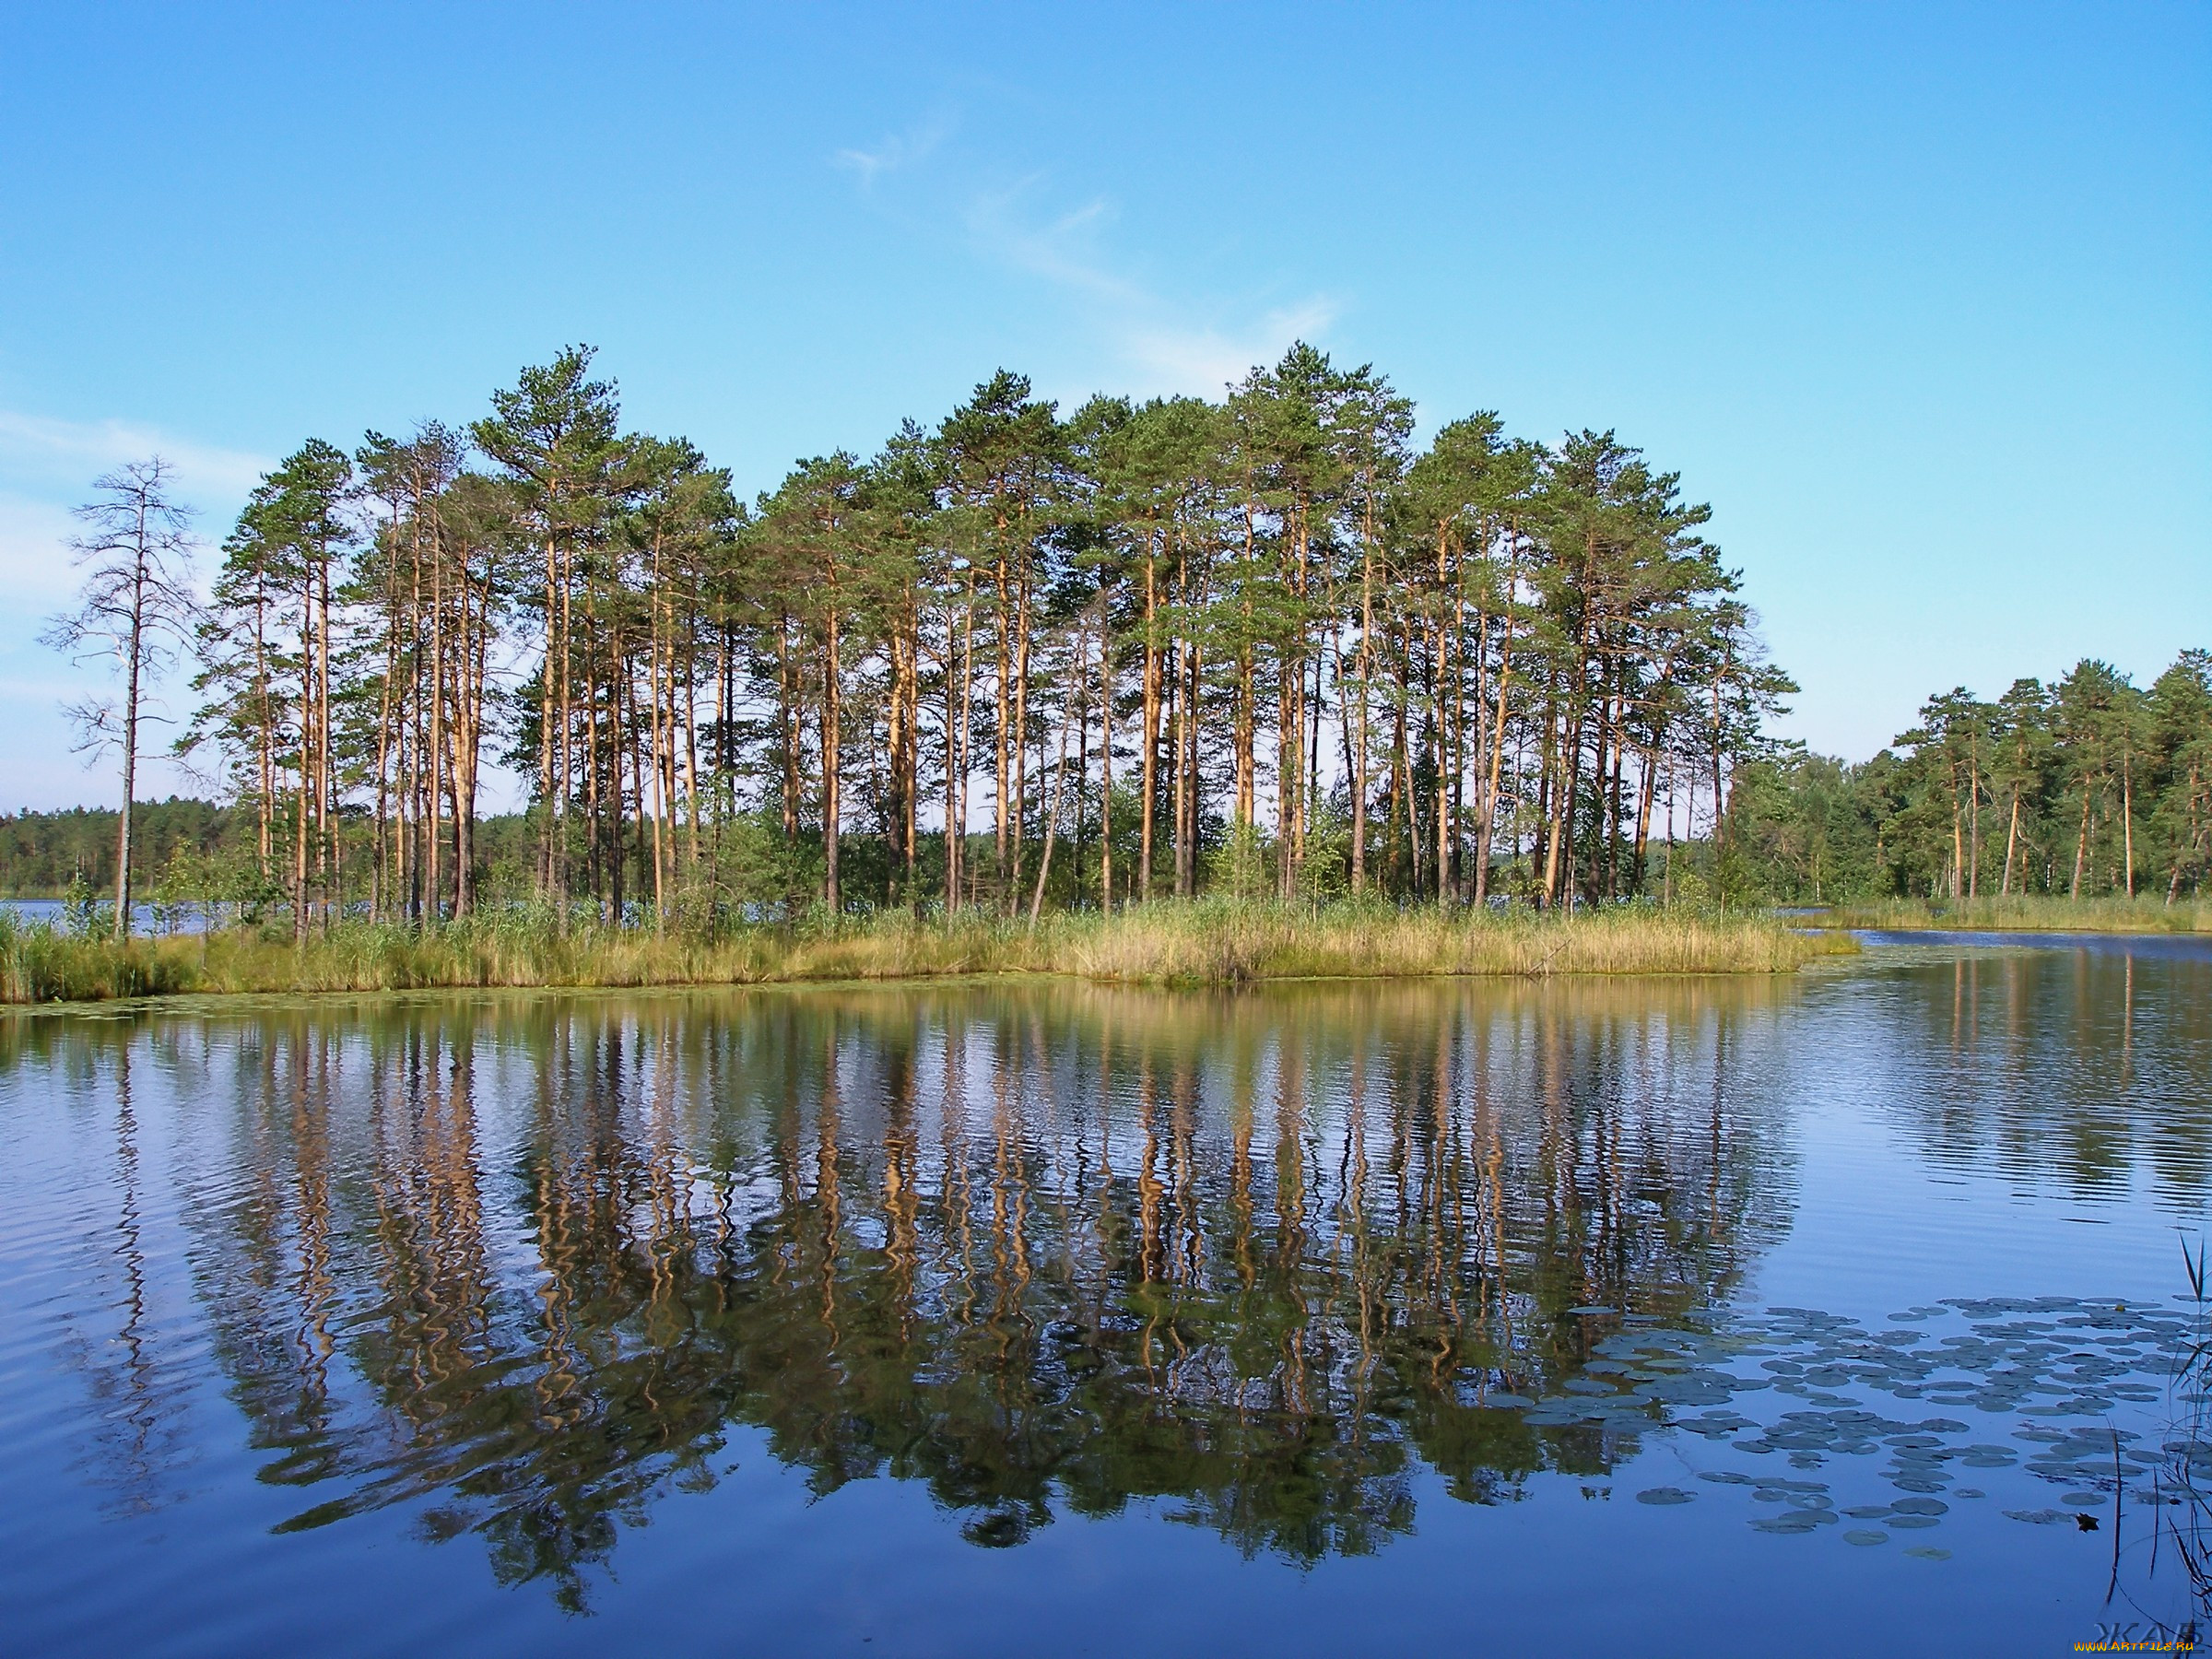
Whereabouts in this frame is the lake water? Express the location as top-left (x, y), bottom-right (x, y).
top-left (1, 898), bottom-right (218, 935)
top-left (5, 937), bottom-right (2211, 1655)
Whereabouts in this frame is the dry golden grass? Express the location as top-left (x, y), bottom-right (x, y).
top-left (1, 899), bottom-right (1846, 1006)
top-left (1041, 900), bottom-right (1839, 983)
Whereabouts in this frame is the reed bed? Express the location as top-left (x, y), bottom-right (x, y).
top-left (1813, 893), bottom-right (2212, 935)
top-left (0, 900), bottom-right (1846, 1006)
top-left (0, 923), bottom-right (199, 1005)
top-left (1041, 900), bottom-right (1839, 983)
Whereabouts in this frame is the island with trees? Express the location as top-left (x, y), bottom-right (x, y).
top-left (5, 345), bottom-right (2204, 1003)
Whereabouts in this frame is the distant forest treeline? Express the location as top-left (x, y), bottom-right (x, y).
top-left (0, 798), bottom-right (521, 902)
top-left (0, 799), bottom-right (239, 899)
top-left (1727, 652), bottom-right (2211, 904)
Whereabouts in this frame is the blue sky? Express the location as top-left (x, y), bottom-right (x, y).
top-left (2, 2), bottom-right (2205, 809)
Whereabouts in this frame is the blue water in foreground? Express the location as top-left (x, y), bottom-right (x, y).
top-left (3, 938), bottom-right (2208, 1655)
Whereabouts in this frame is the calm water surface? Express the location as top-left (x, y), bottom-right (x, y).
top-left (5, 940), bottom-right (2210, 1655)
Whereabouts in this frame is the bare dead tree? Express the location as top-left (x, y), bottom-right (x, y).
top-left (41, 459), bottom-right (199, 939)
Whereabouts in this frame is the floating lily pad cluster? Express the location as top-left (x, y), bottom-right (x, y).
top-left (1502, 1294), bottom-right (2205, 1549)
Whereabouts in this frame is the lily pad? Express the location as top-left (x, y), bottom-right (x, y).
top-left (1751, 1513), bottom-right (1821, 1535)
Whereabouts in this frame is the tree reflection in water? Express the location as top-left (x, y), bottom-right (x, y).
top-left (24, 980), bottom-right (1801, 1606)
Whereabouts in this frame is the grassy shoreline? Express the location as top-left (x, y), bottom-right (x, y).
top-left (1804, 894), bottom-right (2211, 935)
top-left (0, 900), bottom-right (1849, 1006)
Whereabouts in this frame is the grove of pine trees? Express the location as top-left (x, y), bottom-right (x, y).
top-left (165, 342), bottom-right (1792, 926)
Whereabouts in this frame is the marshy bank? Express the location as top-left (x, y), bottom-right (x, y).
top-left (0, 899), bottom-right (1847, 1006)
top-left (1803, 894), bottom-right (2212, 935)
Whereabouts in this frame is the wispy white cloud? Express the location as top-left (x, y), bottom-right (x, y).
top-left (0, 669), bottom-right (100, 704)
top-left (964, 182), bottom-right (1146, 306)
top-left (0, 640), bottom-right (204, 807)
top-left (0, 409), bottom-right (268, 804)
top-left (0, 409), bottom-right (269, 505)
top-left (0, 407), bottom-right (269, 608)
top-left (0, 496), bottom-right (88, 609)
top-left (1124, 299), bottom-right (1344, 396)
top-left (832, 115), bottom-right (952, 189)
top-left (960, 177), bottom-right (1339, 397)
top-left (831, 108), bottom-right (1341, 396)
